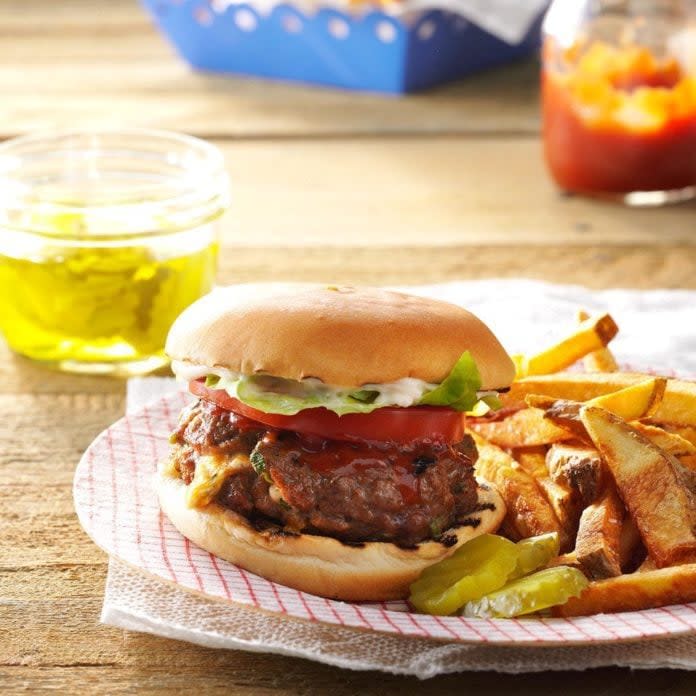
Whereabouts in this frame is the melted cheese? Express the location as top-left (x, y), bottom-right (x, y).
top-left (186, 453), bottom-right (251, 508)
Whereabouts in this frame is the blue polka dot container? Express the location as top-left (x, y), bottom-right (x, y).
top-left (142, 0), bottom-right (545, 93)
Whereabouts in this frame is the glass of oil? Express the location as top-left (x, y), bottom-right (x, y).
top-left (0, 129), bottom-right (228, 375)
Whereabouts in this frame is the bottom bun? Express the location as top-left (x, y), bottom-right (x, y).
top-left (156, 462), bottom-right (506, 602)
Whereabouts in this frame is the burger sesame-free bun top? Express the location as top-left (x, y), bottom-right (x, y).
top-left (166, 284), bottom-right (516, 390)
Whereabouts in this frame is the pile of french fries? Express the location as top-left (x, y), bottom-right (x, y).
top-left (468, 311), bottom-right (696, 617)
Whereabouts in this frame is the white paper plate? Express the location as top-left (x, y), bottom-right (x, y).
top-left (74, 391), bottom-right (696, 646)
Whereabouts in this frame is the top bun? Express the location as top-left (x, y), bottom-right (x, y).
top-left (166, 284), bottom-right (515, 390)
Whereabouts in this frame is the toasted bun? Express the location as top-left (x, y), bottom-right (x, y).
top-left (156, 462), bottom-right (506, 602)
top-left (166, 284), bottom-right (515, 390)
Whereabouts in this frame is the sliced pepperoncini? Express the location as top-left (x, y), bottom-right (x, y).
top-left (513, 532), bottom-right (561, 578)
top-left (462, 566), bottom-right (589, 619)
top-left (409, 534), bottom-right (518, 616)
top-left (408, 531), bottom-right (583, 618)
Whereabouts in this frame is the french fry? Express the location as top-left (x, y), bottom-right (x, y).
top-left (630, 423), bottom-right (696, 458)
top-left (553, 563), bottom-right (696, 617)
top-left (574, 486), bottom-right (624, 580)
top-left (577, 309), bottom-right (619, 372)
top-left (506, 372), bottom-right (696, 427)
top-left (515, 448), bottom-right (580, 550)
top-left (506, 372), bottom-right (639, 405)
top-left (516, 313), bottom-right (618, 378)
top-left (467, 408), bottom-right (572, 448)
top-left (511, 354), bottom-right (527, 379)
top-left (545, 443), bottom-right (604, 504)
top-left (580, 406), bottom-right (696, 567)
top-left (471, 433), bottom-right (566, 545)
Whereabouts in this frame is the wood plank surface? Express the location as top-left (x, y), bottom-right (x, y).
top-left (212, 139), bottom-right (696, 248)
top-left (3, 0), bottom-right (696, 694)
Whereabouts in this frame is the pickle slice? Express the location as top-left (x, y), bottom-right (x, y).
top-left (462, 566), bottom-right (589, 618)
top-left (409, 534), bottom-right (518, 616)
top-left (513, 532), bottom-right (561, 578)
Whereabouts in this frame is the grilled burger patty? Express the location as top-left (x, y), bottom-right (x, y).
top-left (169, 400), bottom-right (480, 547)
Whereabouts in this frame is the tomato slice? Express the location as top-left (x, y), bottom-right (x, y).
top-left (189, 379), bottom-right (464, 444)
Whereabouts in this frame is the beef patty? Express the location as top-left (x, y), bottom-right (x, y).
top-left (169, 399), bottom-right (480, 547)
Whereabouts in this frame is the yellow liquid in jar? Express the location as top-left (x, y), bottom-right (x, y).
top-left (0, 240), bottom-right (217, 373)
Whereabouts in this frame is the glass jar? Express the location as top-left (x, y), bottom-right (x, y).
top-left (542, 0), bottom-right (696, 205)
top-left (0, 129), bottom-right (228, 375)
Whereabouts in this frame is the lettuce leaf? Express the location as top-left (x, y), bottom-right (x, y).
top-left (419, 351), bottom-right (482, 412)
top-left (348, 389), bottom-right (380, 404)
top-left (236, 377), bottom-right (324, 415)
top-left (467, 394), bottom-right (503, 417)
top-left (205, 350), bottom-right (499, 416)
top-left (234, 376), bottom-right (385, 416)
top-left (205, 374), bottom-right (221, 388)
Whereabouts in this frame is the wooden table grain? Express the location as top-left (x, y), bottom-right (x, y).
top-left (2, 1), bottom-right (696, 693)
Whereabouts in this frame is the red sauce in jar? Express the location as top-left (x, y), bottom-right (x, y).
top-left (542, 41), bottom-right (696, 195)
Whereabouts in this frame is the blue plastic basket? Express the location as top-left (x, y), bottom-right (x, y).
top-left (142, 0), bottom-right (545, 93)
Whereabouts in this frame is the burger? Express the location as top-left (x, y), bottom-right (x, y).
top-left (158, 284), bottom-right (515, 601)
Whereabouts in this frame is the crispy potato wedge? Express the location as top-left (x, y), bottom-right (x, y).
top-left (538, 482), bottom-right (579, 551)
top-left (546, 552), bottom-right (582, 570)
top-left (515, 449), bottom-right (580, 550)
top-left (545, 443), bottom-right (604, 504)
top-left (630, 423), bottom-right (696, 458)
top-left (577, 309), bottom-right (619, 373)
top-left (524, 395), bottom-right (588, 441)
top-left (471, 433), bottom-right (566, 545)
top-left (587, 378), bottom-right (666, 420)
top-left (663, 425), bottom-right (696, 448)
top-left (499, 519), bottom-right (521, 542)
top-left (619, 515), bottom-right (644, 572)
top-left (575, 486), bottom-right (624, 580)
top-left (506, 372), bottom-right (696, 427)
top-left (675, 458), bottom-right (696, 493)
top-left (525, 394), bottom-right (573, 413)
top-left (516, 313), bottom-right (619, 378)
top-left (530, 397), bottom-right (695, 457)
top-left (513, 448), bottom-right (549, 479)
top-left (526, 378), bottom-right (665, 422)
top-left (467, 408), bottom-right (572, 448)
top-left (553, 563), bottom-right (696, 617)
top-left (637, 556), bottom-right (658, 572)
top-left (581, 406), bottom-right (696, 567)
top-left (680, 454), bottom-right (696, 472)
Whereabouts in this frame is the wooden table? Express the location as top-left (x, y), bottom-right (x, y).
top-left (2, 1), bottom-right (695, 693)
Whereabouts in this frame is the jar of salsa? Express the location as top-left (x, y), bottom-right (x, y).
top-left (0, 129), bottom-right (229, 375)
top-left (542, 0), bottom-right (696, 205)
